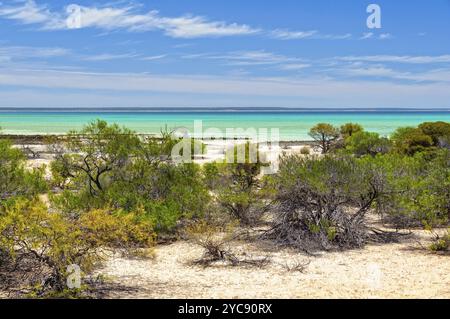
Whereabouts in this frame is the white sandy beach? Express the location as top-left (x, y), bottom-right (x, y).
top-left (19, 139), bottom-right (319, 174)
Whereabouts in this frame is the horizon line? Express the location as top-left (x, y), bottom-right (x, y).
top-left (0, 107), bottom-right (450, 113)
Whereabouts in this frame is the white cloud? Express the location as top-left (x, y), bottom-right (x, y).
top-left (0, 2), bottom-right (357, 41)
top-left (0, 0), bottom-right (65, 29)
top-left (81, 53), bottom-right (141, 61)
top-left (140, 54), bottom-right (167, 61)
top-left (360, 32), bottom-right (374, 40)
top-left (0, 45), bottom-right (69, 62)
top-left (340, 66), bottom-right (408, 78)
top-left (158, 15), bottom-right (259, 38)
top-left (397, 68), bottom-right (450, 82)
top-left (279, 63), bottom-right (311, 71)
top-left (271, 29), bottom-right (351, 40)
top-left (324, 33), bottom-right (352, 40)
top-left (271, 29), bottom-right (318, 40)
top-left (1, 68), bottom-right (449, 108)
top-left (338, 55), bottom-right (450, 64)
top-left (223, 51), bottom-right (302, 66)
top-left (0, 1), bottom-right (259, 38)
top-left (334, 63), bottom-right (450, 83)
top-left (379, 33), bottom-right (393, 40)
top-left (182, 50), bottom-right (312, 73)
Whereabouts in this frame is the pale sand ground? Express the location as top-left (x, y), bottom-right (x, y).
top-left (21, 140), bottom-right (318, 174)
top-left (95, 230), bottom-right (449, 299)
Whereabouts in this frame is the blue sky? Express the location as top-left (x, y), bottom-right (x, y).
top-left (0, 0), bottom-right (449, 108)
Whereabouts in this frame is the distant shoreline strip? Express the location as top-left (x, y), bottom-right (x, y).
top-left (0, 107), bottom-right (450, 113)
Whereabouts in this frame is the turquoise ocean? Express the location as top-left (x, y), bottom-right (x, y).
top-left (1, 109), bottom-right (449, 141)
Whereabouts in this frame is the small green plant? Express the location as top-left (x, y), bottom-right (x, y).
top-left (204, 143), bottom-right (273, 226)
top-left (429, 230), bottom-right (450, 252)
top-left (300, 146), bottom-right (311, 155)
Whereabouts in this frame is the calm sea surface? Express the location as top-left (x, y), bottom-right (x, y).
top-left (1, 110), bottom-right (449, 141)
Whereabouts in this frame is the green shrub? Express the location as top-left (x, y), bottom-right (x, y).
top-left (391, 127), bottom-right (434, 155)
top-left (308, 123), bottom-right (340, 154)
top-left (418, 121), bottom-right (450, 146)
top-left (50, 120), bottom-right (210, 233)
top-left (0, 139), bottom-right (47, 200)
top-left (345, 131), bottom-right (391, 157)
top-left (267, 154), bottom-right (386, 250)
top-left (300, 146), bottom-right (311, 155)
top-left (340, 123), bottom-right (364, 138)
top-left (0, 199), bottom-right (153, 296)
top-left (204, 143), bottom-right (272, 226)
top-left (371, 151), bottom-right (450, 227)
top-left (429, 229), bottom-right (450, 252)
top-left (0, 198), bottom-right (154, 297)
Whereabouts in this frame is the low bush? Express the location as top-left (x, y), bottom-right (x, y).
top-left (418, 121), bottom-right (450, 146)
top-left (391, 127), bottom-right (434, 155)
top-left (300, 146), bottom-right (311, 155)
top-left (0, 198), bottom-right (154, 297)
top-left (204, 143), bottom-right (273, 226)
top-left (0, 139), bottom-right (47, 200)
top-left (429, 229), bottom-right (450, 253)
top-left (49, 120), bottom-right (210, 233)
top-left (266, 154), bottom-right (386, 251)
top-left (373, 151), bottom-right (450, 227)
top-left (344, 131), bottom-right (391, 157)
top-left (340, 123), bottom-right (364, 138)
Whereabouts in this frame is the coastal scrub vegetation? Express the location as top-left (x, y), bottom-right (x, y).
top-left (49, 120), bottom-right (210, 233)
top-left (265, 154), bottom-right (383, 251)
top-left (0, 120), bottom-right (449, 297)
top-left (308, 123), bottom-right (340, 154)
top-left (204, 142), bottom-right (273, 226)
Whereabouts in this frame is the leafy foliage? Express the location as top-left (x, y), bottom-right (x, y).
top-left (308, 123), bottom-right (340, 154)
top-left (429, 229), bottom-right (450, 252)
top-left (373, 150), bottom-right (450, 227)
top-left (50, 120), bottom-right (210, 233)
top-left (266, 154), bottom-right (385, 251)
top-left (419, 121), bottom-right (450, 146)
top-left (0, 198), bottom-right (154, 296)
top-left (391, 127), bottom-right (434, 155)
top-left (204, 143), bottom-right (273, 226)
top-left (340, 122), bottom-right (364, 138)
top-left (0, 139), bottom-right (47, 200)
top-left (344, 131), bottom-right (391, 157)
